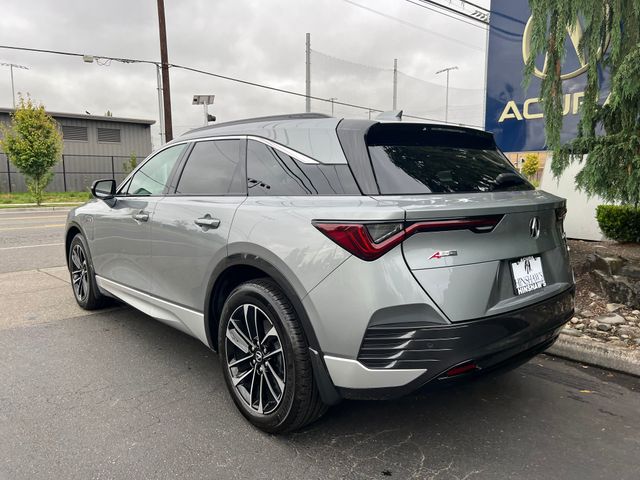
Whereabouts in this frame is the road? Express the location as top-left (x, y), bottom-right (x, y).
top-left (1, 209), bottom-right (639, 480)
top-left (0, 208), bottom-right (67, 273)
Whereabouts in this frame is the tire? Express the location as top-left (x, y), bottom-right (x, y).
top-left (68, 233), bottom-right (106, 310)
top-left (218, 278), bottom-right (327, 433)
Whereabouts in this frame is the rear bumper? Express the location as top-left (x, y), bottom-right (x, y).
top-left (325, 287), bottom-right (574, 399)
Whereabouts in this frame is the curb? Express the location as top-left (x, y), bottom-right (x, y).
top-left (0, 205), bottom-right (80, 213)
top-left (547, 334), bottom-right (640, 377)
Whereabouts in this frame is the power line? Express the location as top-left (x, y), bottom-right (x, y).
top-left (342, 0), bottom-right (484, 52)
top-left (0, 44), bottom-right (484, 129)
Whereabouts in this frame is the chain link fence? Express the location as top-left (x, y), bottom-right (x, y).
top-left (0, 153), bottom-right (136, 193)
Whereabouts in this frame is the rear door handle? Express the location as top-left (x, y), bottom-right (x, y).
top-left (133, 212), bottom-right (149, 222)
top-left (195, 216), bottom-right (220, 229)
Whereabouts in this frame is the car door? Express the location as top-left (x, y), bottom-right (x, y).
top-left (90, 143), bottom-right (187, 293)
top-left (150, 138), bottom-right (246, 321)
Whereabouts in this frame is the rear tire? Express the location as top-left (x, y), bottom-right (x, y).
top-left (218, 278), bottom-right (327, 433)
top-left (68, 234), bottom-right (106, 310)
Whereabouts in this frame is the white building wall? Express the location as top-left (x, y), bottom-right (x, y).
top-left (540, 156), bottom-right (605, 241)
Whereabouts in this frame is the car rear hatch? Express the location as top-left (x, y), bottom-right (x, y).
top-left (366, 123), bottom-right (573, 322)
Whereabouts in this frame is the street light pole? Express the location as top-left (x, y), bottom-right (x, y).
top-left (0, 62), bottom-right (29, 109)
top-left (435, 65), bottom-right (458, 123)
top-left (329, 97), bottom-right (337, 116)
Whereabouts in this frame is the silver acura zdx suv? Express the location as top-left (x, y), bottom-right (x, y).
top-left (65, 113), bottom-right (575, 433)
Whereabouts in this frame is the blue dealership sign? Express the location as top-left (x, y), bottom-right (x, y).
top-left (485, 0), bottom-right (610, 152)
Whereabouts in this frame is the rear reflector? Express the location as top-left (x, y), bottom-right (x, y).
top-left (445, 363), bottom-right (478, 377)
top-left (313, 215), bottom-right (502, 261)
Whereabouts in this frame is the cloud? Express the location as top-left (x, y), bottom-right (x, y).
top-left (0, 0), bottom-right (489, 147)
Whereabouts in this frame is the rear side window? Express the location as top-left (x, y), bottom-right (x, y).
top-left (126, 143), bottom-right (186, 196)
top-left (176, 140), bottom-right (245, 195)
top-left (367, 124), bottom-right (533, 194)
top-left (246, 140), bottom-right (359, 196)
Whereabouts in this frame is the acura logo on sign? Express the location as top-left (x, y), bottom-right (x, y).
top-left (529, 217), bottom-right (541, 239)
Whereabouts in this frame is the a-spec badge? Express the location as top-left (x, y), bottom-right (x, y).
top-left (428, 250), bottom-right (458, 260)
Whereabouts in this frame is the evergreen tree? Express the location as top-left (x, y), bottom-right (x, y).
top-left (524, 0), bottom-right (640, 207)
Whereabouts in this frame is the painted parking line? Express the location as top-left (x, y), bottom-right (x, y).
top-left (0, 243), bottom-right (64, 251)
top-left (0, 224), bottom-right (65, 232)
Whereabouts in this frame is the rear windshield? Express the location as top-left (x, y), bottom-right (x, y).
top-left (366, 124), bottom-right (533, 194)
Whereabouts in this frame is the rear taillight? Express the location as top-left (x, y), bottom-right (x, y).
top-left (444, 362), bottom-right (479, 377)
top-left (556, 206), bottom-right (568, 244)
top-left (311, 223), bottom-right (406, 261)
top-left (313, 215), bottom-right (502, 261)
top-left (556, 206), bottom-right (567, 223)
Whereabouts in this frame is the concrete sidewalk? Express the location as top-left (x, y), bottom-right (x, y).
top-left (0, 267), bottom-right (120, 330)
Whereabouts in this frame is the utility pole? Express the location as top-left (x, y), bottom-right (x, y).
top-left (156, 0), bottom-right (173, 141)
top-left (435, 65), bottom-right (458, 123)
top-left (392, 59), bottom-right (398, 110)
top-left (0, 62), bottom-right (29, 109)
top-left (329, 97), bottom-right (337, 116)
top-left (305, 33), bottom-right (311, 113)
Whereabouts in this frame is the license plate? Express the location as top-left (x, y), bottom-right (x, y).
top-left (510, 255), bottom-right (546, 295)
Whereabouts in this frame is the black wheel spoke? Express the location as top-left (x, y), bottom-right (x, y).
top-left (70, 244), bottom-right (90, 302)
top-left (226, 303), bottom-right (286, 415)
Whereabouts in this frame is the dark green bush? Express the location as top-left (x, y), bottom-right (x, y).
top-left (596, 205), bottom-right (640, 243)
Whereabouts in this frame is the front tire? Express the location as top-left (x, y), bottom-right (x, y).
top-left (68, 234), bottom-right (105, 310)
top-left (219, 279), bottom-right (327, 433)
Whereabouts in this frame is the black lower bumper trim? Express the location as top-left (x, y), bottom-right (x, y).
top-left (342, 287), bottom-right (574, 400)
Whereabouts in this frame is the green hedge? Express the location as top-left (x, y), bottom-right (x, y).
top-left (596, 205), bottom-right (640, 243)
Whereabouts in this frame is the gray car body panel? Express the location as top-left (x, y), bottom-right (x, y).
top-left (66, 116), bottom-right (574, 393)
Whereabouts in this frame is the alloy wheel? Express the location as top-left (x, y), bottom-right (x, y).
top-left (225, 303), bottom-right (286, 415)
top-left (70, 244), bottom-right (89, 302)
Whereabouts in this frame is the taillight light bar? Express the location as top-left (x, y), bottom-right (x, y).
top-left (313, 215), bottom-right (503, 261)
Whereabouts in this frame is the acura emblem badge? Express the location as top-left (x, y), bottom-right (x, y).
top-left (529, 216), bottom-right (541, 238)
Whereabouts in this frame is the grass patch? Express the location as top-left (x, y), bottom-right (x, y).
top-left (0, 191), bottom-right (90, 205)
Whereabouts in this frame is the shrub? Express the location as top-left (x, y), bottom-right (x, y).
top-left (596, 205), bottom-right (640, 243)
top-left (521, 153), bottom-right (540, 179)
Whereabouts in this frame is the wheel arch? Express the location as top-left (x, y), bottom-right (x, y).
top-left (64, 222), bottom-right (85, 266)
top-left (205, 253), bottom-right (342, 405)
top-left (205, 253), bottom-right (320, 353)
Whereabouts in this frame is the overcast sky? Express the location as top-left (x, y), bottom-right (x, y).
top-left (0, 0), bottom-right (490, 147)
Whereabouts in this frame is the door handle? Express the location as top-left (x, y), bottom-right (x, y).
top-left (195, 216), bottom-right (220, 229)
top-left (133, 212), bottom-right (149, 222)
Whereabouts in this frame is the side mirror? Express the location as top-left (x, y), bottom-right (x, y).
top-left (91, 179), bottom-right (116, 200)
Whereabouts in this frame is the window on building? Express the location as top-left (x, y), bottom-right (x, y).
top-left (97, 127), bottom-right (121, 143)
top-left (62, 125), bottom-right (88, 142)
top-left (126, 144), bottom-right (186, 196)
top-left (175, 140), bottom-right (244, 195)
top-left (246, 140), bottom-right (359, 196)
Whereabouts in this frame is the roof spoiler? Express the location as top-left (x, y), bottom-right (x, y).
top-left (375, 110), bottom-right (403, 121)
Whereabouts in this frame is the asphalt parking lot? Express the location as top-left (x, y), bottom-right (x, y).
top-left (1, 209), bottom-right (639, 480)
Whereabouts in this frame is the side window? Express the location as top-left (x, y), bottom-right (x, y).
top-left (175, 140), bottom-right (244, 195)
top-left (126, 144), bottom-right (186, 196)
top-left (246, 140), bottom-right (359, 196)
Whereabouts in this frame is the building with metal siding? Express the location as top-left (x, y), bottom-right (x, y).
top-left (0, 108), bottom-right (155, 193)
